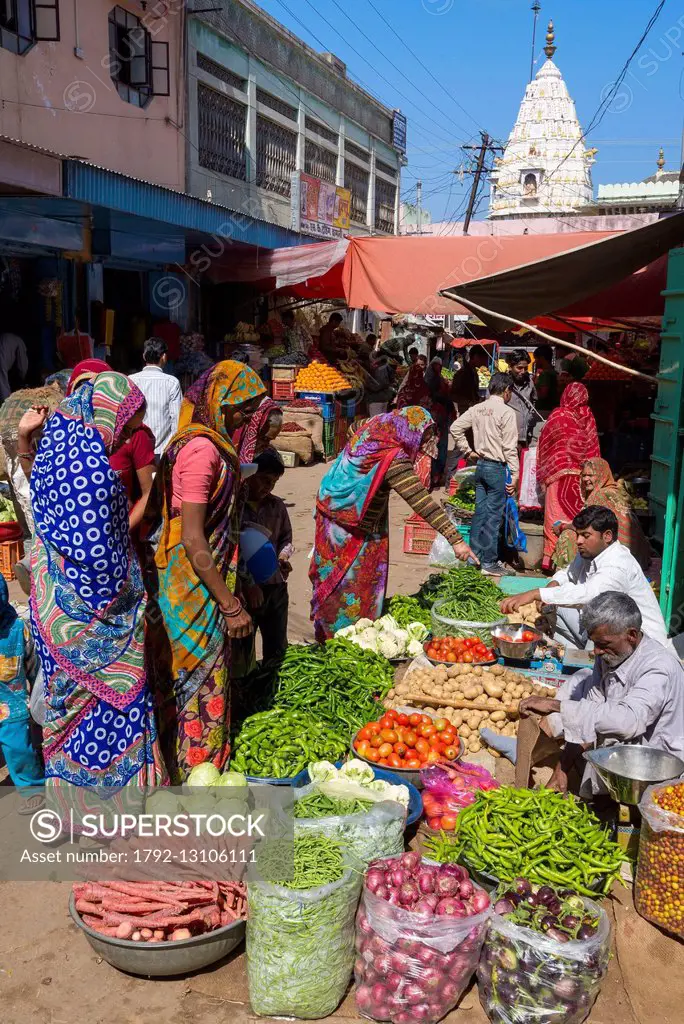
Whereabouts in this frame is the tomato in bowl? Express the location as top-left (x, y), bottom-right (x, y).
top-left (424, 635), bottom-right (497, 666)
top-left (352, 709), bottom-right (462, 789)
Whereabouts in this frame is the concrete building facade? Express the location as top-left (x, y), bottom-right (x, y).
top-left (0, 0), bottom-right (185, 191)
top-left (187, 0), bottom-right (404, 236)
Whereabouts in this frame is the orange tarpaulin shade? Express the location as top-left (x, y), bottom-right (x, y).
top-left (341, 232), bottom-right (618, 315)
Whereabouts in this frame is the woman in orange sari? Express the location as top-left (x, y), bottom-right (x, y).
top-left (537, 383), bottom-right (600, 570)
top-left (146, 361), bottom-right (265, 780)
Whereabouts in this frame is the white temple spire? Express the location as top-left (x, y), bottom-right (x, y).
top-left (489, 20), bottom-right (594, 219)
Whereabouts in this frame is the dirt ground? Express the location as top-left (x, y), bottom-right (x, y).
top-left (0, 462), bottom-right (680, 1024)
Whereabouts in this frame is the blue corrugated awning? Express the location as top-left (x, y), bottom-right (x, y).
top-left (64, 161), bottom-right (312, 250)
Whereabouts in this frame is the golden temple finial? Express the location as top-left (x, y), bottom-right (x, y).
top-left (656, 147), bottom-right (666, 173)
top-left (544, 20), bottom-right (556, 59)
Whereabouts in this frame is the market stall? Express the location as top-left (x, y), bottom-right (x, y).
top-left (65, 556), bottom-right (684, 1023)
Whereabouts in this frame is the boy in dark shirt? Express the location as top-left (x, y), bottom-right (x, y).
top-left (241, 449), bottom-right (293, 662)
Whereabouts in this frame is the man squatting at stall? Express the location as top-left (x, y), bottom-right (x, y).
top-left (519, 592), bottom-right (684, 797)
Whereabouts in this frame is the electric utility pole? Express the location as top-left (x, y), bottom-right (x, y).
top-left (462, 133), bottom-right (502, 235)
top-left (416, 180), bottom-right (423, 235)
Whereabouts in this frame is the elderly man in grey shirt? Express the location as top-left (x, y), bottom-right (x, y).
top-left (518, 592), bottom-right (684, 796)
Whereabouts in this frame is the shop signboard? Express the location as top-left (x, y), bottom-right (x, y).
top-left (392, 110), bottom-right (407, 155)
top-left (291, 171), bottom-right (351, 239)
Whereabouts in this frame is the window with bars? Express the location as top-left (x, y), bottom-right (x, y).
top-left (256, 88), bottom-right (297, 123)
top-left (0, 0), bottom-right (59, 55)
top-left (345, 141), bottom-right (369, 164)
top-left (196, 52), bottom-right (246, 91)
top-left (344, 161), bottom-right (369, 224)
top-left (375, 178), bottom-right (396, 234)
top-left (304, 139), bottom-right (337, 184)
top-left (305, 116), bottom-right (338, 145)
top-left (108, 5), bottom-right (169, 107)
top-left (376, 159), bottom-right (397, 179)
top-left (256, 115), bottom-right (297, 197)
top-left (198, 83), bottom-right (247, 181)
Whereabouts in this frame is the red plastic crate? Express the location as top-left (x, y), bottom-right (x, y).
top-left (271, 379), bottom-right (296, 401)
top-left (403, 514), bottom-right (436, 555)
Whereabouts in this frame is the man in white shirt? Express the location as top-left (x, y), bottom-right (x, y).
top-left (451, 372), bottom-right (519, 576)
top-left (518, 592), bottom-right (684, 796)
top-left (130, 337), bottom-right (183, 456)
top-left (500, 505), bottom-right (672, 650)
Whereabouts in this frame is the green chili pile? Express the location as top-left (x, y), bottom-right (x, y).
top-left (293, 791), bottom-right (374, 819)
top-left (418, 565), bottom-right (504, 621)
top-left (423, 787), bottom-right (626, 897)
top-left (387, 594), bottom-right (433, 631)
top-left (272, 639), bottom-right (394, 734)
top-left (447, 476), bottom-right (476, 512)
top-left (231, 709), bottom-right (347, 779)
top-left (247, 834), bottom-right (362, 1018)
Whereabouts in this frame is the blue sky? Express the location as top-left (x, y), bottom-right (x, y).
top-left (256, 0), bottom-right (682, 223)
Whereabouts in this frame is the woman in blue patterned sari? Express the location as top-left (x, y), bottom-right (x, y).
top-left (28, 372), bottom-right (166, 789)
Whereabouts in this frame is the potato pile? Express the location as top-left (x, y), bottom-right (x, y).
top-left (385, 663), bottom-right (556, 754)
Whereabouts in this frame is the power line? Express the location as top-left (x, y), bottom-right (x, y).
top-left (327, 0), bottom-right (477, 139)
top-left (363, 0), bottom-right (484, 135)
top-left (275, 0), bottom-right (464, 148)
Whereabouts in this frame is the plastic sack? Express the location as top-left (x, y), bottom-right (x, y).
top-left (293, 783), bottom-right (406, 865)
top-left (478, 898), bottom-right (610, 1024)
top-left (431, 598), bottom-right (506, 643)
top-left (247, 852), bottom-right (362, 1019)
top-left (354, 864), bottom-right (490, 1024)
top-left (429, 531), bottom-right (460, 568)
top-left (420, 763), bottom-right (498, 833)
top-left (635, 777), bottom-right (684, 938)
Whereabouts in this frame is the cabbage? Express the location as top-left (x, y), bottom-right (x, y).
top-left (377, 634), bottom-right (400, 659)
top-left (216, 771), bottom-right (247, 788)
top-left (406, 621), bottom-right (429, 642)
top-left (187, 762), bottom-right (221, 786)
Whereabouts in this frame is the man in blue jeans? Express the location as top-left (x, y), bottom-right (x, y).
top-left (450, 372), bottom-right (519, 575)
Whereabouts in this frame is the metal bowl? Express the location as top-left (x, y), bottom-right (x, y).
top-left (69, 894), bottom-right (245, 977)
top-left (492, 625), bottom-right (541, 661)
top-left (584, 745), bottom-right (684, 806)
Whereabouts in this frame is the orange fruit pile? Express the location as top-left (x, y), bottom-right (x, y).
top-left (294, 360), bottom-right (351, 393)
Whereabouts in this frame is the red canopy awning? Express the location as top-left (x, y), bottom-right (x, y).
top-left (203, 217), bottom-right (683, 320)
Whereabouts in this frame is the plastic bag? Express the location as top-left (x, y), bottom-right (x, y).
top-left (420, 763), bottom-right (498, 833)
top-left (247, 852), bottom-right (362, 1019)
top-left (431, 598), bottom-right (506, 642)
top-left (429, 531), bottom-right (460, 568)
top-left (635, 777), bottom-right (684, 938)
top-left (354, 863), bottom-right (490, 1024)
top-left (478, 898), bottom-right (610, 1024)
top-left (293, 783), bottom-right (406, 865)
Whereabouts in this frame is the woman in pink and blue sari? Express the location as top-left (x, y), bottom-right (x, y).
top-left (310, 407), bottom-right (476, 640)
top-left (29, 372), bottom-right (166, 790)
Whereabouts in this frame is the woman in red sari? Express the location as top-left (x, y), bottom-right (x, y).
top-left (396, 355), bottom-right (428, 410)
top-left (537, 382), bottom-right (600, 570)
